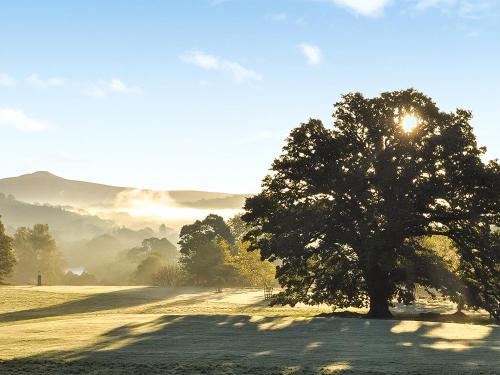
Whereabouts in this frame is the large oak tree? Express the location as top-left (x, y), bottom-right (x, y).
top-left (243, 89), bottom-right (499, 319)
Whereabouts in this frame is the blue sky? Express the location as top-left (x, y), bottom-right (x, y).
top-left (1, 0), bottom-right (499, 193)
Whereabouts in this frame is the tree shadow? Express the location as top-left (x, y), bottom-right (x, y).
top-left (0, 287), bottom-right (215, 323)
top-left (3, 314), bottom-right (498, 374)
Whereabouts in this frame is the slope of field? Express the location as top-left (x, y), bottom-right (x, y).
top-left (0, 286), bottom-right (498, 374)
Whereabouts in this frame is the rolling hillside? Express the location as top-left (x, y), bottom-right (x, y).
top-left (0, 192), bottom-right (114, 240)
top-left (0, 171), bottom-right (247, 209)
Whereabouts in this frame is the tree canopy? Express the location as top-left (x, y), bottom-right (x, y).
top-left (127, 237), bottom-right (177, 263)
top-left (243, 89), bottom-right (499, 319)
top-left (11, 224), bottom-right (65, 284)
top-left (178, 214), bottom-right (236, 286)
top-left (179, 214), bottom-right (276, 287)
top-left (0, 217), bottom-right (16, 283)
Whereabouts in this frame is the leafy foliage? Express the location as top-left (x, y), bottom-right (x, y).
top-left (11, 224), bottom-right (65, 284)
top-left (152, 264), bottom-right (185, 287)
top-left (62, 271), bottom-right (98, 285)
top-left (126, 237), bottom-right (178, 285)
top-left (126, 237), bottom-right (177, 264)
top-left (223, 240), bottom-right (276, 288)
top-left (243, 89), bottom-right (500, 319)
top-left (228, 214), bottom-right (251, 241)
top-left (179, 214), bottom-right (276, 287)
top-left (178, 214), bottom-right (237, 286)
top-left (0, 217), bottom-right (16, 283)
top-left (131, 252), bottom-right (165, 285)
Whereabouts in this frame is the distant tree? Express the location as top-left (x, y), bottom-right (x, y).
top-left (12, 224), bottom-right (65, 284)
top-left (199, 214), bottom-right (235, 245)
top-left (0, 217), bottom-right (16, 283)
top-left (126, 237), bottom-right (177, 263)
top-left (85, 234), bottom-right (123, 258)
top-left (178, 214), bottom-right (237, 285)
top-left (143, 237), bottom-right (178, 261)
top-left (228, 214), bottom-right (251, 241)
top-left (131, 253), bottom-right (165, 285)
top-left (62, 271), bottom-right (97, 285)
top-left (159, 224), bottom-right (168, 235)
top-left (152, 264), bottom-right (185, 287)
top-left (459, 232), bottom-right (500, 319)
top-left (222, 240), bottom-right (276, 288)
top-left (418, 236), bottom-right (460, 273)
top-left (243, 89), bottom-right (500, 319)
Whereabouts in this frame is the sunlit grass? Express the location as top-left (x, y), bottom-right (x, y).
top-left (0, 286), bottom-right (497, 374)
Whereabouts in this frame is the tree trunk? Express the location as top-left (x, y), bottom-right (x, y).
top-left (366, 268), bottom-right (393, 319)
top-left (367, 291), bottom-right (392, 318)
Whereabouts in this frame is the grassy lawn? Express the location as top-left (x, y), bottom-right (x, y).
top-left (0, 286), bottom-right (498, 374)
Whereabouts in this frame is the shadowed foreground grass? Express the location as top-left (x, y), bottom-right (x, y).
top-left (0, 286), bottom-right (498, 374)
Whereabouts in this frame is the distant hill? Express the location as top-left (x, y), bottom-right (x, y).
top-left (0, 171), bottom-right (124, 207)
top-left (0, 172), bottom-right (248, 281)
top-left (0, 171), bottom-right (247, 209)
top-left (0, 192), bottom-right (114, 241)
top-left (0, 191), bottom-right (174, 253)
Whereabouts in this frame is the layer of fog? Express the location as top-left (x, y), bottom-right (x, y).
top-left (72, 188), bottom-right (242, 230)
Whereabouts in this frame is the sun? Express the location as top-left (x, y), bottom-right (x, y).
top-left (402, 115), bottom-right (418, 132)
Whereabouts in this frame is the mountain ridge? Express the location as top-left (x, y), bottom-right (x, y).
top-left (0, 171), bottom-right (248, 209)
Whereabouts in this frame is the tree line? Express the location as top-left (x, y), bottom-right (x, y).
top-left (0, 213), bottom-right (275, 289)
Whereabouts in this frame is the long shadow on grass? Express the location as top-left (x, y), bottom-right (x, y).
top-left (0, 287), bottom-right (214, 323)
top-left (8, 314), bottom-right (499, 374)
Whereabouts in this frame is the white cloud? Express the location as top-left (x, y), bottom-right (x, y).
top-left (26, 73), bottom-right (65, 88)
top-left (458, 0), bottom-right (496, 19)
top-left (0, 107), bottom-right (50, 132)
top-left (82, 86), bottom-right (107, 98)
top-left (466, 30), bottom-right (479, 37)
top-left (1, 72), bottom-right (144, 97)
top-left (0, 72), bottom-right (15, 87)
top-left (298, 43), bottom-right (322, 65)
top-left (267, 13), bottom-right (307, 25)
top-left (181, 50), bottom-right (262, 84)
top-left (211, 0), bottom-right (232, 5)
top-left (270, 13), bottom-right (288, 21)
top-left (414, 0), bottom-right (456, 10)
top-left (324, 0), bottom-right (393, 17)
top-left (82, 79), bottom-right (143, 98)
top-left (321, 0), bottom-right (495, 17)
top-left (413, 0), bottom-right (495, 18)
top-left (108, 78), bottom-right (143, 94)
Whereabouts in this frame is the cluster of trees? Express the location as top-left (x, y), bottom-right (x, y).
top-left (178, 214), bottom-right (275, 287)
top-left (0, 216), bottom-right (181, 286)
top-left (10, 224), bottom-right (65, 284)
top-left (242, 89), bottom-right (499, 320)
top-left (0, 221), bottom-right (97, 285)
top-left (0, 218), bottom-right (16, 283)
top-left (0, 212), bottom-right (275, 289)
top-left (126, 237), bottom-right (178, 285)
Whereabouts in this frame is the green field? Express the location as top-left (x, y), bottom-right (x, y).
top-left (0, 286), bottom-right (498, 374)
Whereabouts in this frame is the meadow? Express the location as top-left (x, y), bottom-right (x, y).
top-left (0, 286), bottom-right (498, 374)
